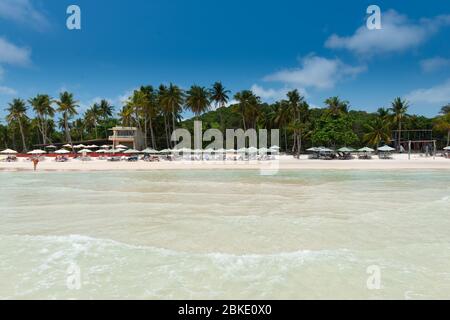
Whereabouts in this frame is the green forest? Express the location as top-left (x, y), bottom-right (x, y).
top-left (2, 82), bottom-right (450, 154)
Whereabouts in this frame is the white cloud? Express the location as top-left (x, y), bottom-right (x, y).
top-left (250, 84), bottom-right (308, 102)
top-left (420, 57), bottom-right (450, 73)
top-left (0, 0), bottom-right (49, 30)
top-left (405, 79), bottom-right (450, 104)
top-left (325, 10), bottom-right (450, 56)
top-left (0, 37), bottom-right (31, 66)
top-left (264, 54), bottom-right (366, 89)
top-left (0, 66), bottom-right (4, 80)
top-left (0, 86), bottom-right (17, 95)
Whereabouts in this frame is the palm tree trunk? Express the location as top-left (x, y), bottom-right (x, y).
top-left (64, 112), bottom-right (72, 144)
top-left (149, 116), bottom-right (156, 149)
top-left (284, 128), bottom-right (288, 152)
top-left (143, 116), bottom-right (148, 148)
top-left (18, 119), bottom-right (27, 152)
top-left (298, 131), bottom-right (302, 158)
top-left (292, 133), bottom-right (296, 153)
top-left (171, 107), bottom-right (176, 148)
top-left (398, 121), bottom-right (401, 151)
top-left (241, 114), bottom-right (246, 131)
top-left (447, 129), bottom-right (450, 146)
top-left (164, 114), bottom-right (170, 148)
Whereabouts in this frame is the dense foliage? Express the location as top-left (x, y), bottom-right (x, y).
top-left (1, 83), bottom-right (449, 153)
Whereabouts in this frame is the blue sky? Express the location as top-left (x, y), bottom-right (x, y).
top-left (0, 0), bottom-right (449, 121)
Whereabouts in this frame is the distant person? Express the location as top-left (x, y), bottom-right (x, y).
top-left (32, 158), bottom-right (39, 171)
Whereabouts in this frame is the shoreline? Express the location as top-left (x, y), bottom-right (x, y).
top-left (1, 155), bottom-right (449, 172)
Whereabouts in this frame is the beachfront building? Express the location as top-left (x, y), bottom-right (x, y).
top-left (109, 127), bottom-right (145, 150)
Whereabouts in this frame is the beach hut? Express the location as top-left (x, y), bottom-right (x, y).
top-left (0, 148), bottom-right (18, 154)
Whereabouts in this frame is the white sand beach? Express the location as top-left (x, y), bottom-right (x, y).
top-left (1, 154), bottom-right (449, 171)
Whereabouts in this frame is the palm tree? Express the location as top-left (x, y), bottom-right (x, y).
top-left (273, 101), bottom-right (290, 151)
top-left (161, 83), bottom-right (184, 146)
top-left (234, 90), bottom-right (260, 130)
top-left (390, 97), bottom-right (409, 151)
top-left (118, 104), bottom-right (133, 127)
top-left (185, 85), bottom-right (210, 119)
top-left (55, 91), bottom-right (78, 144)
top-left (434, 112), bottom-right (450, 146)
top-left (140, 86), bottom-right (158, 149)
top-left (287, 90), bottom-right (306, 157)
top-left (28, 94), bottom-right (54, 144)
top-left (325, 96), bottom-right (349, 117)
top-left (84, 103), bottom-right (101, 139)
top-left (376, 107), bottom-right (390, 120)
top-left (440, 104), bottom-right (450, 115)
top-left (210, 82), bottom-right (230, 131)
top-left (98, 99), bottom-right (113, 120)
top-left (157, 85), bottom-right (171, 148)
top-left (364, 117), bottom-right (392, 147)
top-left (6, 98), bottom-right (28, 152)
top-left (125, 89), bottom-right (147, 144)
top-left (97, 99), bottom-right (113, 138)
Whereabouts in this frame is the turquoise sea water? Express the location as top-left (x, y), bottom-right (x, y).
top-left (0, 170), bottom-right (449, 299)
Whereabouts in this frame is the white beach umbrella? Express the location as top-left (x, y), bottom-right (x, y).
top-left (27, 149), bottom-right (46, 155)
top-left (86, 144), bottom-right (98, 149)
top-left (74, 144), bottom-right (85, 148)
top-left (46, 145), bottom-right (57, 149)
top-left (444, 146), bottom-right (450, 150)
top-left (55, 149), bottom-right (70, 154)
top-left (100, 145), bottom-right (110, 149)
top-left (203, 148), bottom-right (215, 153)
top-left (142, 148), bottom-right (159, 154)
top-left (123, 149), bottom-right (139, 154)
top-left (338, 147), bottom-right (354, 152)
top-left (0, 148), bottom-right (18, 154)
top-left (237, 148), bottom-right (247, 153)
top-left (307, 147), bottom-right (319, 152)
top-left (226, 149), bottom-right (236, 153)
top-left (270, 145), bottom-right (281, 150)
top-left (247, 147), bottom-right (258, 153)
top-left (95, 149), bottom-right (105, 153)
top-left (115, 144), bottom-right (128, 149)
top-left (216, 148), bottom-right (226, 153)
top-left (258, 147), bottom-right (269, 153)
top-left (358, 147), bottom-right (375, 153)
top-left (63, 144), bottom-right (72, 148)
top-left (319, 147), bottom-right (334, 152)
top-left (378, 145), bottom-right (395, 152)
top-left (159, 149), bottom-right (172, 153)
top-left (77, 149), bottom-right (92, 154)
